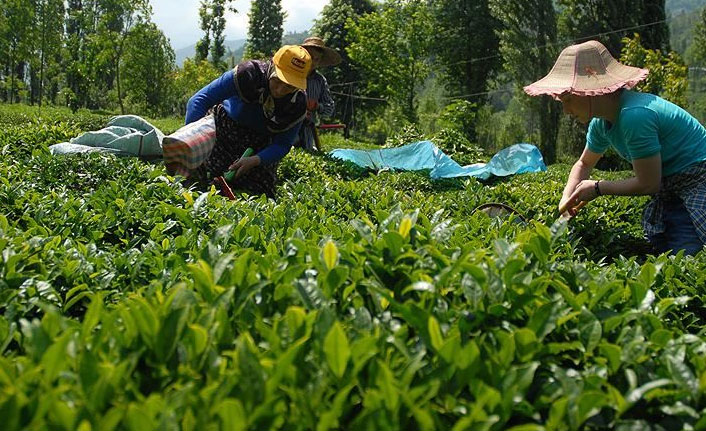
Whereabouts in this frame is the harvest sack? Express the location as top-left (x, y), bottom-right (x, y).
top-left (49, 115), bottom-right (164, 157)
top-left (163, 114), bottom-right (217, 177)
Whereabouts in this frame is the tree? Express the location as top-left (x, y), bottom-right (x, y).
top-left (620, 34), bottom-right (688, 107)
top-left (210, 0), bottom-right (237, 67)
top-left (430, 0), bottom-right (501, 142)
top-left (244, 0), bottom-right (285, 59)
top-left (490, 0), bottom-right (561, 164)
top-left (688, 6), bottom-right (706, 122)
top-left (2, 0), bottom-right (34, 103)
top-left (347, 0), bottom-right (375, 15)
top-left (173, 59), bottom-right (222, 116)
top-left (121, 22), bottom-right (177, 116)
top-left (557, 0), bottom-right (670, 56)
top-left (692, 6), bottom-right (706, 66)
top-left (95, 0), bottom-right (151, 114)
top-left (431, 0), bottom-right (501, 101)
top-left (312, 0), bottom-right (375, 136)
top-left (347, 0), bottom-right (433, 122)
top-left (64, 0), bottom-right (103, 110)
top-left (195, 0), bottom-right (212, 63)
top-left (0, 5), bottom-right (7, 99)
top-left (32, 0), bottom-right (65, 109)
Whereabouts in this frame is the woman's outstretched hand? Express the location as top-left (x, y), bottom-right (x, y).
top-left (228, 155), bottom-right (261, 179)
top-left (559, 180), bottom-right (599, 216)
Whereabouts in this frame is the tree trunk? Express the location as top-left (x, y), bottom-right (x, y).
top-left (29, 66), bottom-right (37, 105)
top-left (539, 96), bottom-right (558, 165)
top-left (39, 0), bottom-right (46, 112)
top-left (115, 19), bottom-right (133, 116)
top-left (116, 52), bottom-right (125, 114)
top-left (9, 49), bottom-right (15, 103)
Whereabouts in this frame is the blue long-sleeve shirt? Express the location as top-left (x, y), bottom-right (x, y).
top-left (185, 70), bottom-right (302, 165)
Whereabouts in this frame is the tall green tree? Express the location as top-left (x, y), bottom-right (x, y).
top-left (244, 0), bottom-right (285, 59)
top-left (2, 0), bottom-right (34, 102)
top-left (312, 0), bottom-right (374, 136)
top-left (431, 0), bottom-right (500, 101)
top-left (121, 22), bottom-right (176, 116)
top-left (32, 0), bottom-right (65, 109)
top-left (64, 0), bottom-right (102, 110)
top-left (691, 6), bottom-right (706, 66)
top-left (347, 0), bottom-right (375, 15)
top-left (348, 0), bottom-right (432, 122)
top-left (557, 0), bottom-right (670, 55)
top-left (620, 34), bottom-right (688, 107)
top-left (96, 0), bottom-right (151, 114)
top-left (210, 0), bottom-right (237, 67)
top-left (688, 6), bottom-right (706, 122)
top-left (490, 0), bottom-right (560, 164)
top-left (195, 0), bottom-right (212, 63)
top-left (174, 58), bottom-right (222, 115)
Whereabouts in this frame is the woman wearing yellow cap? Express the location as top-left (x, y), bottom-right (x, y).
top-left (525, 40), bottom-right (706, 255)
top-left (184, 45), bottom-right (312, 198)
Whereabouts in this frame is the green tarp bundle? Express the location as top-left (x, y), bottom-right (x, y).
top-left (49, 115), bottom-right (164, 158)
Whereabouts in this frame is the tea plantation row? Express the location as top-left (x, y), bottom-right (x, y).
top-left (1, 109), bottom-right (706, 430)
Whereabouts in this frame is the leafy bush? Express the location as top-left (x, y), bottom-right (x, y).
top-left (621, 34), bottom-right (689, 107)
top-left (476, 100), bottom-right (535, 153)
top-left (2, 105), bottom-right (706, 431)
top-left (383, 123), bottom-right (424, 148)
top-left (431, 128), bottom-right (486, 165)
top-left (437, 99), bottom-right (477, 140)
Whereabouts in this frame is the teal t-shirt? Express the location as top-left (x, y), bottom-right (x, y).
top-left (586, 90), bottom-right (706, 176)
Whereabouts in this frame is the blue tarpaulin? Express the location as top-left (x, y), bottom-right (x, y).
top-left (329, 141), bottom-right (546, 180)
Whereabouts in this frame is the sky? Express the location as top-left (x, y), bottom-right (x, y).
top-left (149, 0), bottom-right (330, 50)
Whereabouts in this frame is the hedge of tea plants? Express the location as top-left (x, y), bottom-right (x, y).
top-left (1, 108), bottom-right (706, 430)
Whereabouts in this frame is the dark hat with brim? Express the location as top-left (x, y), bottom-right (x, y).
top-left (300, 37), bottom-right (342, 67)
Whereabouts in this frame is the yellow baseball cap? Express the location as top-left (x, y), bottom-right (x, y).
top-left (272, 45), bottom-right (312, 90)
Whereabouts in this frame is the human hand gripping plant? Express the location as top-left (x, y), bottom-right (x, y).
top-left (558, 179), bottom-right (598, 217)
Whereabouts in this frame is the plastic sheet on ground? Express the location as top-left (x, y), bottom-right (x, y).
top-left (329, 141), bottom-right (546, 180)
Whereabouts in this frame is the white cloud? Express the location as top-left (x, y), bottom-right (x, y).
top-left (150, 0), bottom-right (329, 49)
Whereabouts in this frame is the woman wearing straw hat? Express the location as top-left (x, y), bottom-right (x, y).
top-left (525, 40), bottom-right (706, 255)
top-left (296, 37), bottom-right (342, 151)
top-left (183, 45), bottom-right (311, 198)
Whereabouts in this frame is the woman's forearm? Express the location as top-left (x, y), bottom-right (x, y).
top-left (599, 155), bottom-right (662, 196)
top-left (563, 160), bottom-right (593, 199)
top-left (596, 177), bottom-right (659, 196)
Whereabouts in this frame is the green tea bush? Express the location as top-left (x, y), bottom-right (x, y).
top-left (2, 106), bottom-right (706, 431)
top-left (431, 128), bottom-right (487, 165)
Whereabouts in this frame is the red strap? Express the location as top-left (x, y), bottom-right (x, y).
top-left (318, 124), bottom-right (346, 130)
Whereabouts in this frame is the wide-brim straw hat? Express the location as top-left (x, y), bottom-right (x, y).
top-left (300, 37), bottom-right (342, 67)
top-left (524, 40), bottom-right (648, 100)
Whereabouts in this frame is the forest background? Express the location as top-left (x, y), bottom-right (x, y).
top-left (4, 0), bottom-right (706, 164)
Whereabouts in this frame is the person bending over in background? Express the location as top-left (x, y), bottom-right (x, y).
top-left (295, 37), bottom-right (341, 152)
top-left (525, 40), bottom-right (706, 255)
top-left (185, 45), bottom-right (311, 198)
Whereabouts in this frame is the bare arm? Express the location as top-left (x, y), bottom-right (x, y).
top-left (559, 148), bottom-right (602, 214)
top-left (599, 154), bottom-right (661, 196)
top-left (564, 153), bottom-right (662, 213)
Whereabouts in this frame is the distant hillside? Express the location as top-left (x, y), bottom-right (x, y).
top-left (670, 7), bottom-right (702, 58)
top-left (175, 39), bottom-right (246, 66)
top-left (667, 0), bottom-right (706, 63)
top-left (175, 31), bottom-right (310, 66)
top-left (282, 30), bottom-right (310, 45)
